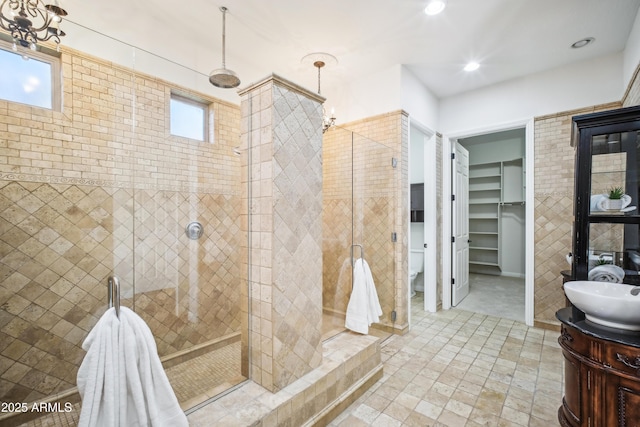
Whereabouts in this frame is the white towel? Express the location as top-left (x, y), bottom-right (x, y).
top-left (77, 308), bottom-right (119, 427)
top-left (363, 259), bottom-right (383, 325)
top-left (77, 307), bottom-right (188, 427)
top-left (345, 258), bottom-right (383, 334)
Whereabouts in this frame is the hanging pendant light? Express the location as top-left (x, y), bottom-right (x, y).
top-left (209, 6), bottom-right (240, 88)
top-left (302, 52), bottom-right (338, 133)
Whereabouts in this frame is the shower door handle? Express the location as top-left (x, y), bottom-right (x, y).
top-left (350, 244), bottom-right (364, 266)
top-left (107, 276), bottom-right (121, 318)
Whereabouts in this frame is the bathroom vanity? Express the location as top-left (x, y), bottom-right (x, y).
top-left (557, 309), bottom-right (640, 427)
top-left (559, 105), bottom-right (640, 427)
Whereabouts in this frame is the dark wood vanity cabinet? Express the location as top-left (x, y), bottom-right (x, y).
top-left (558, 319), bottom-right (640, 427)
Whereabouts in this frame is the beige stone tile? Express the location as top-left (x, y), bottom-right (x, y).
top-left (404, 410), bottom-right (437, 427)
top-left (500, 405), bottom-right (530, 426)
top-left (364, 392), bottom-right (391, 412)
top-left (352, 404), bottom-right (381, 424)
top-left (335, 414), bottom-right (370, 426)
top-left (382, 401), bottom-right (410, 422)
top-left (415, 399), bottom-right (444, 419)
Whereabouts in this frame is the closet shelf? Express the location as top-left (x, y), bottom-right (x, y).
top-left (469, 261), bottom-right (501, 267)
top-left (470, 246), bottom-right (498, 251)
top-left (468, 157), bottom-right (524, 274)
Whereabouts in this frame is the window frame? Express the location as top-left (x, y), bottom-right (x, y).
top-left (0, 36), bottom-right (62, 111)
top-left (169, 92), bottom-right (212, 143)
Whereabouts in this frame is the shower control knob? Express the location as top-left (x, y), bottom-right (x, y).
top-left (185, 222), bottom-right (204, 240)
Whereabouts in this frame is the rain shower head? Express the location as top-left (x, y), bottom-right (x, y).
top-left (209, 6), bottom-right (240, 88)
top-left (209, 68), bottom-right (240, 88)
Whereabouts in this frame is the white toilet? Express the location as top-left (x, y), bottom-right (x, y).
top-left (410, 249), bottom-right (425, 298)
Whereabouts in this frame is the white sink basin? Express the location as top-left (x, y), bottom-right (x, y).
top-left (564, 281), bottom-right (640, 331)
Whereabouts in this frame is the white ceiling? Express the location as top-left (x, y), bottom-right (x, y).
top-left (61, 0), bottom-right (640, 100)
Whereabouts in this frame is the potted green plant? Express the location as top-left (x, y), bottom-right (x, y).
top-left (605, 187), bottom-right (626, 210)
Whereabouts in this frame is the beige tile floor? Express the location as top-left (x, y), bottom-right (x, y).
top-left (329, 294), bottom-right (564, 426)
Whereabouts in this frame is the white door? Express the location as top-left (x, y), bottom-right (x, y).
top-left (452, 142), bottom-right (469, 306)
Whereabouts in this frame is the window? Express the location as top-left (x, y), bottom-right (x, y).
top-left (170, 94), bottom-right (209, 142)
top-left (0, 40), bottom-right (61, 110)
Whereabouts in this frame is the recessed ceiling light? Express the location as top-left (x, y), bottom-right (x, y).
top-left (571, 37), bottom-right (595, 49)
top-left (424, 0), bottom-right (447, 15)
top-left (464, 62), bottom-right (480, 72)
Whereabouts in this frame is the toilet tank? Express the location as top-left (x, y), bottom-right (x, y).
top-left (410, 249), bottom-right (424, 273)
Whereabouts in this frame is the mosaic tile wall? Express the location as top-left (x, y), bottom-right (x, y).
top-left (332, 111), bottom-right (410, 332)
top-left (239, 75), bottom-right (324, 392)
top-left (0, 46), bottom-right (244, 406)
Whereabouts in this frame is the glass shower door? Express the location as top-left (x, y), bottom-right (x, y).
top-left (322, 127), bottom-right (396, 339)
top-left (352, 132), bottom-right (396, 333)
top-left (121, 47), bottom-right (247, 410)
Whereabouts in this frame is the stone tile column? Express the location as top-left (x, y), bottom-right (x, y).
top-left (239, 74), bottom-right (325, 392)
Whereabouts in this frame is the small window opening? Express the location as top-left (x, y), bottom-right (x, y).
top-left (0, 40), bottom-right (61, 110)
top-left (170, 94), bottom-right (209, 142)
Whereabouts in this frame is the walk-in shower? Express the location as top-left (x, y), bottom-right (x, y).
top-left (0, 32), bottom-right (248, 426)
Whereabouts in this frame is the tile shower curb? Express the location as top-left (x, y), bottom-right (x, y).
top-left (302, 363), bottom-right (384, 426)
top-left (187, 332), bottom-right (383, 426)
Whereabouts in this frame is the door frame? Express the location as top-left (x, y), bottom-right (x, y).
top-left (442, 119), bottom-right (535, 326)
top-left (408, 121), bottom-right (437, 317)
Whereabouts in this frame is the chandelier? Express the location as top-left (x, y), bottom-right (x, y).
top-left (302, 52), bottom-right (337, 134)
top-left (0, 0), bottom-right (68, 51)
top-left (313, 60), bottom-right (337, 133)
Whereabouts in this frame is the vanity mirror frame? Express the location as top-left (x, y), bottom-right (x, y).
top-left (572, 105), bottom-right (640, 290)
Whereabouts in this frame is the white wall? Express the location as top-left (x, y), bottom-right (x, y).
top-left (624, 7), bottom-right (640, 89)
top-left (329, 65), bottom-right (402, 125)
top-left (401, 66), bottom-right (440, 130)
top-left (322, 63), bottom-right (441, 129)
top-left (439, 53), bottom-right (624, 134)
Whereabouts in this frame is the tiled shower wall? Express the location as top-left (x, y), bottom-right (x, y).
top-left (0, 46), bottom-right (243, 403)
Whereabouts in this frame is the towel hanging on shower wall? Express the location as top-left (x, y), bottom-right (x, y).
top-left (345, 257), bottom-right (383, 334)
top-left (77, 307), bottom-right (188, 427)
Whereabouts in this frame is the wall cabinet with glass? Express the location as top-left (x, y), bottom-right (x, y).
top-left (468, 158), bottom-right (524, 273)
top-left (571, 105), bottom-right (640, 285)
